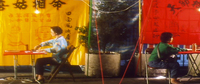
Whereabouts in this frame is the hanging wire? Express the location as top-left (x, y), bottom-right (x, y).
top-left (119, 0), bottom-right (155, 83)
top-left (94, 8), bottom-right (105, 84)
top-left (81, 0), bottom-right (139, 13)
top-left (119, 39), bottom-right (139, 84)
top-left (81, 0), bottom-right (144, 84)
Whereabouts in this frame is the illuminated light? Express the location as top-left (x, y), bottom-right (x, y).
top-left (155, 76), bottom-right (166, 79)
top-left (0, 78), bottom-right (5, 80)
top-left (35, 9), bottom-right (40, 14)
top-left (198, 8), bottom-right (200, 12)
top-left (34, 0), bottom-right (40, 14)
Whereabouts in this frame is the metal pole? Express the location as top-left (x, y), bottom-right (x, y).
top-left (87, 0), bottom-right (93, 76)
top-left (138, 0), bottom-right (142, 76)
top-left (139, 0), bottom-right (142, 34)
top-left (14, 55), bottom-right (17, 79)
top-left (32, 55), bottom-right (36, 80)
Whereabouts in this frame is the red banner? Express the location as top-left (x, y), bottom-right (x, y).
top-left (142, 0), bottom-right (200, 45)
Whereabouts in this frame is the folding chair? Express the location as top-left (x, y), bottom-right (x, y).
top-left (145, 47), bottom-right (171, 84)
top-left (47, 45), bottom-right (76, 83)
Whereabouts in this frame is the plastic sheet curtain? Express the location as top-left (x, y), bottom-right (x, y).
top-left (0, 0), bottom-right (89, 66)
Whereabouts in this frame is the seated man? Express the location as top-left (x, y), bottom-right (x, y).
top-left (34, 26), bottom-right (68, 83)
top-left (148, 32), bottom-right (187, 84)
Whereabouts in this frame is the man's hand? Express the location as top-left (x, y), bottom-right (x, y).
top-left (36, 49), bottom-right (47, 53)
top-left (34, 45), bottom-right (41, 50)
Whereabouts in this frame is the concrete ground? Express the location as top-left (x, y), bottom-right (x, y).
top-left (0, 72), bottom-right (199, 84)
top-left (0, 66), bottom-right (199, 84)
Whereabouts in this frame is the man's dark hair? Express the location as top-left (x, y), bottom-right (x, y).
top-left (51, 26), bottom-right (63, 35)
top-left (160, 32), bottom-right (173, 43)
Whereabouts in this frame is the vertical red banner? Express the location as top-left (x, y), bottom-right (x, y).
top-left (142, 0), bottom-right (200, 45)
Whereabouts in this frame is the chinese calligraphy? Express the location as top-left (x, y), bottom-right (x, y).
top-left (66, 11), bottom-right (72, 28)
top-left (65, 11), bottom-right (72, 40)
top-left (152, 34), bottom-right (160, 38)
top-left (167, 4), bottom-right (181, 14)
top-left (142, 0), bottom-right (200, 44)
top-left (0, 0), bottom-right (8, 11)
top-left (13, 0), bottom-right (28, 9)
top-left (168, 0), bottom-right (200, 13)
top-left (0, 0), bottom-right (67, 11)
top-left (152, 0), bottom-right (161, 33)
top-left (9, 13), bottom-right (51, 22)
top-left (192, 0), bottom-right (200, 8)
top-left (50, 0), bottom-right (66, 10)
top-left (179, 0), bottom-right (190, 7)
top-left (33, 0), bottom-right (46, 9)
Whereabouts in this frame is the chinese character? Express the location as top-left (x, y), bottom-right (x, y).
top-left (192, 0), bottom-right (200, 8)
top-left (173, 33), bottom-right (180, 37)
top-left (153, 2), bottom-right (158, 8)
top-left (46, 13), bottom-right (51, 17)
top-left (32, 13), bottom-right (37, 17)
top-left (0, 0), bottom-right (9, 11)
top-left (25, 18), bottom-right (29, 22)
top-left (66, 17), bottom-right (72, 22)
top-left (9, 14), bottom-right (14, 18)
top-left (46, 19), bottom-right (51, 22)
top-left (153, 22), bottom-right (159, 27)
top-left (33, 0), bottom-right (46, 9)
top-left (65, 29), bottom-right (70, 33)
top-left (179, 0), bottom-right (190, 7)
top-left (13, 0), bottom-right (28, 9)
top-left (169, 21), bottom-right (179, 28)
top-left (153, 28), bottom-right (158, 32)
top-left (153, 0), bottom-right (158, 2)
top-left (23, 13), bottom-right (29, 17)
top-left (32, 19), bottom-right (38, 22)
top-left (16, 18), bottom-right (22, 22)
top-left (40, 19), bottom-right (44, 22)
top-left (39, 13), bottom-right (45, 18)
top-left (50, 0), bottom-right (66, 10)
top-left (66, 11), bottom-right (71, 15)
top-left (153, 16), bottom-right (159, 19)
top-left (153, 34), bottom-right (160, 38)
top-left (16, 13), bottom-right (22, 17)
top-left (167, 4), bottom-right (181, 14)
top-left (66, 34), bottom-right (70, 40)
top-left (66, 23), bottom-right (72, 28)
top-left (153, 9), bottom-right (159, 16)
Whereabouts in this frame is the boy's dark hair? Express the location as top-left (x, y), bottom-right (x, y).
top-left (51, 26), bottom-right (63, 35)
top-left (160, 32), bottom-right (173, 43)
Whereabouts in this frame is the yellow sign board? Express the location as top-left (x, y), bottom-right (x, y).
top-left (0, 0), bottom-right (89, 65)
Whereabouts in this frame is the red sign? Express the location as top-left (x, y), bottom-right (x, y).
top-left (142, 0), bottom-right (200, 45)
